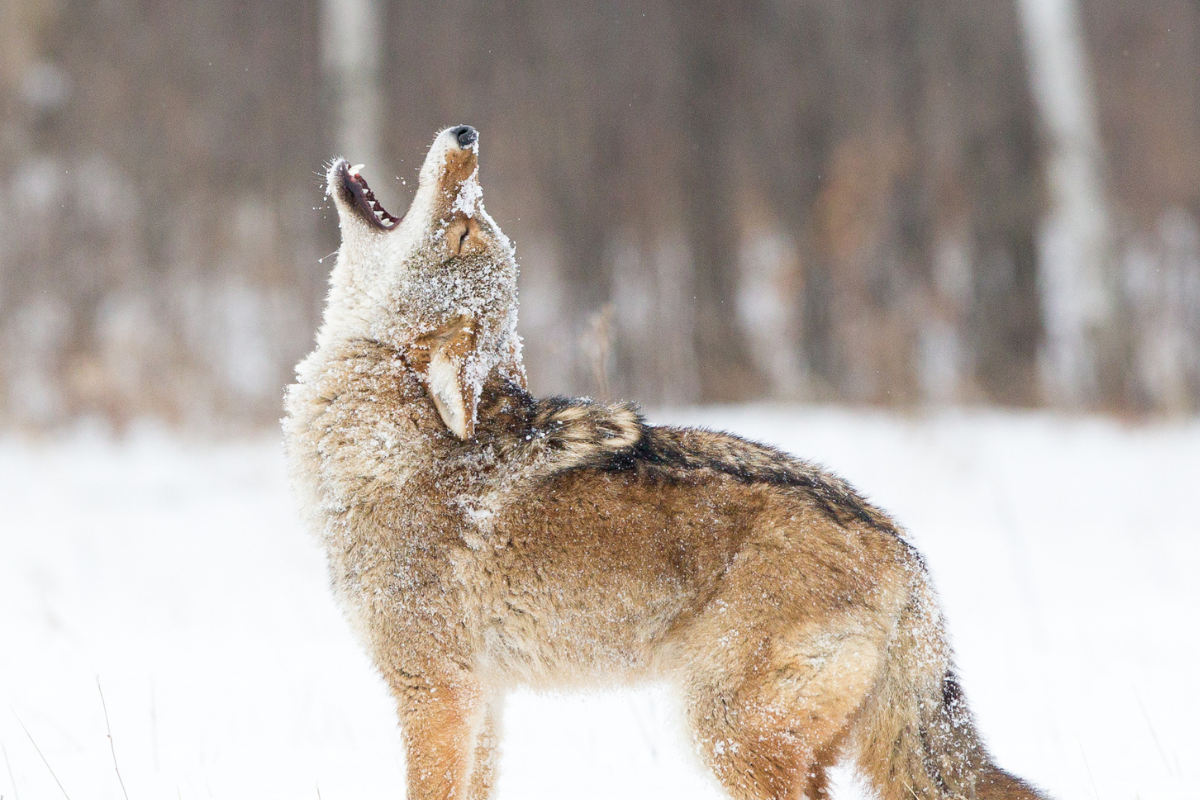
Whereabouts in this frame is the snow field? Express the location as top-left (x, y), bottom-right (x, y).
top-left (1, 407), bottom-right (1197, 799)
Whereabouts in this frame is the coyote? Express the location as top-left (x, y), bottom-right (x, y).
top-left (283, 126), bottom-right (1047, 800)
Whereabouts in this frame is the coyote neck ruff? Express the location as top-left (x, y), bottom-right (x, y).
top-left (283, 126), bottom-right (1047, 800)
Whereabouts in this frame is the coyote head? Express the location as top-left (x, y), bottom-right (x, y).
top-left (320, 125), bottom-right (524, 439)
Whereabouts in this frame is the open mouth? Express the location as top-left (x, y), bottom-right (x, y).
top-left (336, 161), bottom-right (401, 231)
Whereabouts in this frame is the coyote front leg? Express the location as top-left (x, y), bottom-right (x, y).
top-left (387, 666), bottom-right (488, 800)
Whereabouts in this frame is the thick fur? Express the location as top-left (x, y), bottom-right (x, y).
top-left (284, 127), bottom-right (1048, 800)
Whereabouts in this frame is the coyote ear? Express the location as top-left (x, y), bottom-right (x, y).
top-left (410, 314), bottom-right (478, 439)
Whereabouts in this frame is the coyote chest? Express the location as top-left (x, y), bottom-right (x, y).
top-left (289, 344), bottom-right (700, 686)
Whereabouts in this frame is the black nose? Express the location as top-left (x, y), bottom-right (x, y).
top-left (450, 125), bottom-right (477, 148)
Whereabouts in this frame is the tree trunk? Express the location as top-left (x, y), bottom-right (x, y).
top-left (1015, 0), bottom-right (1116, 406)
top-left (322, 0), bottom-right (385, 173)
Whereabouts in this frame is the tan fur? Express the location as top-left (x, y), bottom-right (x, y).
top-left (284, 127), bottom-right (1048, 800)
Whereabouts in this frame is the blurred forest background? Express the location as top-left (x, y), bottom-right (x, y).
top-left (2, 0), bottom-right (1199, 431)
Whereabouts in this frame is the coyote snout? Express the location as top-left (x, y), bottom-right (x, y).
top-left (285, 126), bottom-right (1049, 800)
top-left (326, 123), bottom-right (488, 256)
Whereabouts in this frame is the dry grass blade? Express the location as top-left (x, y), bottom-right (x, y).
top-left (1133, 685), bottom-right (1175, 777)
top-left (2, 740), bottom-right (21, 800)
top-left (12, 713), bottom-right (69, 800)
top-left (1078, 739), bottom-right (1101, 800)
top-left (97, 679), bottom-right (131, 800)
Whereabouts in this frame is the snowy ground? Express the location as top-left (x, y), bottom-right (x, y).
top-left (1, 407), bottom-right (1197, 800)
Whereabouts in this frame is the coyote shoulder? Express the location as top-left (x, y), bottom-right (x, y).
top-left (283, 125), bottom-right (1047, 800)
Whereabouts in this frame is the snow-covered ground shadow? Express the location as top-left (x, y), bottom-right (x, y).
top-left (1, 407), bottom-right (1196, 799)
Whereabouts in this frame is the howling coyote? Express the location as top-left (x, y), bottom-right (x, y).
top-left (283, 126), bottom-right (1047, 800)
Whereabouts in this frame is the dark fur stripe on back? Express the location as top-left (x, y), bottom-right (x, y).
top-left (619, 425), bottom-right (898, 535)
top-left (508, 390), bottom-right (899, 536)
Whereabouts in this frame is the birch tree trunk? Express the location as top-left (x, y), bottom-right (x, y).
top-left (321, 0), bottom-right (385, 174)
top-left (1015, 0), bottom-right (1115, 406)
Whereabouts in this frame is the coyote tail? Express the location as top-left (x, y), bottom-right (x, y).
top-left (852, 571), bottom-right (1048, 800)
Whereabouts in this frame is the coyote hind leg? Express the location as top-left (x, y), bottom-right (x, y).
top-left (684, 626), bottom-right (881, 800)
